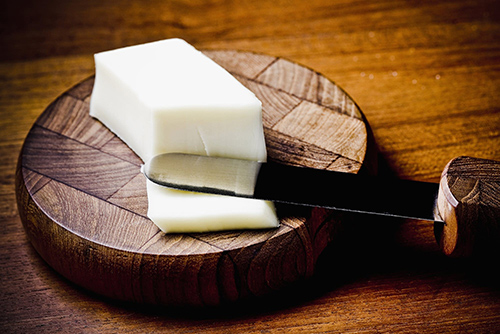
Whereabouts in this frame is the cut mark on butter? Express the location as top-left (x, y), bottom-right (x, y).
top-left (196, 126), bottom-right (209, 155)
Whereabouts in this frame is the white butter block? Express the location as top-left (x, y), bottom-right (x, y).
top-left (90, 39), bottom-right (279, 232)
top-left (147, 181), bottom-right (278, 233)
top-left (90, 38), bottom-right (266, 163)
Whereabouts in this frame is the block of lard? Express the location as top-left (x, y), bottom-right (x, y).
top-left (89, 38), bottom-right (279, 233)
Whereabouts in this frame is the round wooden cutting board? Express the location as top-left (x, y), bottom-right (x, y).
top-left (16, 50), bottom-right (374, 307)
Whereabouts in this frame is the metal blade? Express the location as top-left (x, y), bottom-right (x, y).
top-left (142, 153), bottom-right (442, 222)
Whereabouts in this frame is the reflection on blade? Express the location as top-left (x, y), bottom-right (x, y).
top-left (142, 153), bottom-right (261, 197)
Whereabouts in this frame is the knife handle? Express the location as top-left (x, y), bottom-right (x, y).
top-left (435, 156), bottom-right (500, 257)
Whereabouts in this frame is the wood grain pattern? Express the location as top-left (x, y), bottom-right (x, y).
top-left (2, 0), bottom-right (500, 332)
top-left (436, 156), bottom-right (500, 257)
top-left (16, 50), bottom-right (371, 306)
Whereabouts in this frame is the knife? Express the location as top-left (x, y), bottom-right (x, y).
top-left (142, 153), bottom-right (500, 257)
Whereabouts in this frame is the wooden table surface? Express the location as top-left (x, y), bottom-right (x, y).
top-left (1, 0), bottom-right (499, 332)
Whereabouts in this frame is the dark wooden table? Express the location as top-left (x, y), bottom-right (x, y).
top-left (1, 0), bottom-right (499, 332)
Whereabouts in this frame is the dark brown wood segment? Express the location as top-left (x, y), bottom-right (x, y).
top-left (16, 50), bottom-right (370, 306)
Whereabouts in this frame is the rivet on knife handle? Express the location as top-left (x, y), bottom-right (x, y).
top-left (435, 156), bottom-right (500, 258)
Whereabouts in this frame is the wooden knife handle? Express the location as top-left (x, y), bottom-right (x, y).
top-left (435, 156), bottom-right (500, 257)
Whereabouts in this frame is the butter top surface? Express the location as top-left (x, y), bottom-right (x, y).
top-left (94, 38), bottom-right (260, 110)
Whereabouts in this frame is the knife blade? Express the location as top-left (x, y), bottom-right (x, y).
top-left (142, 153), bottom-right (442, 222)
top-left (143, 153), bottom-right (500, 257)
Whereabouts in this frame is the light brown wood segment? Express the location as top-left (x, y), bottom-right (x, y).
top-left (436, 156), bottom-right (500, 257)
top-left (16, 50), bottom-right (370, 306)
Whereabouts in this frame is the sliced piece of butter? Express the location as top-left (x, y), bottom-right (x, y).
top-left (90, 38), bottom-right (279, 232)
top-left (147, 182), bottom-right (278, 233)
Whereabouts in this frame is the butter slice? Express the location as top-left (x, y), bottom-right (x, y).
top-left (146, 184), bottom-right (278, 233)
top-left (89, 39), bottom-right (279, 233)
